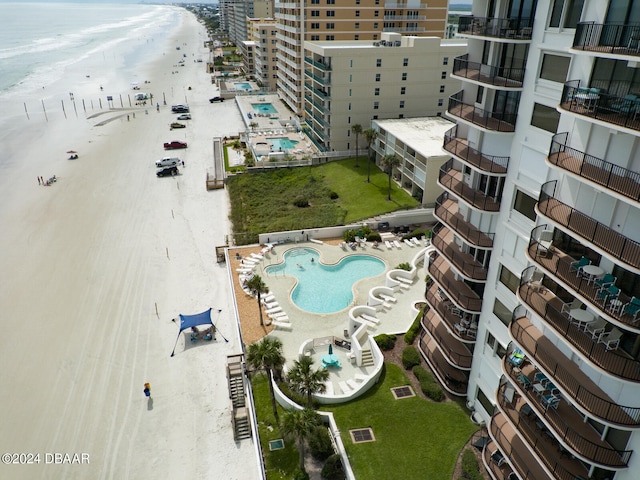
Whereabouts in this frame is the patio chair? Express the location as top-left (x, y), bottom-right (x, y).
top-left (594, 273), bottom-right (616, 291)
top-left (622, 296), bottom-right (640, 322)
top-left (537, 229), bottom-right (554, 257)
top-left (611, 94), bottom-right (639, 114)
top-left (596, 285), bottom-right (620, 307)
top-left (585, 317), bottom-right (607, 339)
top-left (561, 298), bottom-right (583, 316)
top-left (569, 256), bottom-right (591, 276)
top-left (598, 328), bottom-right (623, 351)
top-left (534, 372), bottom-right (548, 385)
top-left (541, 394), bottom-right (560, 410)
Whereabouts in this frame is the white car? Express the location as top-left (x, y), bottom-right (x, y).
top-left (156, 157), bottom-right (180, 168)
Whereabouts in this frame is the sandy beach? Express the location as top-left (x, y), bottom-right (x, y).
top-left (0, 9), bottom-right (261, 480)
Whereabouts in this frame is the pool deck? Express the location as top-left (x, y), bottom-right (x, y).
top-left (230, 238), bottom-right (430, 396)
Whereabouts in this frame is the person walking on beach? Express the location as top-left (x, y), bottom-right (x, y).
top-left (37, 176), bottom-right (41, 185)
top-left (143, 382), bottom-right (151, 398)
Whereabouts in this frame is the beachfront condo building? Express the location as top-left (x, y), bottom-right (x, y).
top-left (227, 0), bottom-right (275, 47)
top-left (303, 32), bottom-right (465, 151)
top-left (245, 17), bottom-right (279, 91)
top-left (420, 0), bottom-right (640, 479)
top-left (370, 116), bottom-right (455, 205)
top-left (275, 0), bottom-right (449, 116)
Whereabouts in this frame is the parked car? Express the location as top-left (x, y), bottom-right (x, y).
top-left (171, 104), bottom-right (189, 113)
top-left (163, 141), bottom-right (187, 150)
top-left (157, 166), bottom-right (179, 177)
top-left (176, 113), bottom-right (191, 120)
top-left (209, 96), bottom-right (224, 103)
top-left (156, 157), bottom-right (180, 168)
top-left (170, 122), bottom-right (186, 130)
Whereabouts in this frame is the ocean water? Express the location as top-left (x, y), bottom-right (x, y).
top-left (0, 2), bottom-right (180, 114)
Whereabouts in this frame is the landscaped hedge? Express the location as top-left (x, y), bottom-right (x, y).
top-left (401, 346), bottom-right (421, 369)
top-left (309, 426), bottom-right (334, 461)
top-left (413, 366), bottom-right (444, 401)
top-left (459, 449), bottom-right (483, 480)
top-left (321, 454), bottom-right (346, 480)
top-left (374, 333), bottom-right (396, 351)
top-left (403, 308), bottom-right (423, 345)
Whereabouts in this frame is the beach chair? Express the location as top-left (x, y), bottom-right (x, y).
top-left (380, 293), bottom-right (397, 303)
top-left (569, 256), bottom-right (590, 276)
top-left (403, 239), bottom-right (415, 247)
top-left (594, 273), bottom-right (616, 291)
top-left (411, 237), bottom-right (421, 246)
top-left (585, 317), bottom-right (607, 338)
top-left (385, 240), bottom-right (392, 250)
top-left (265, 306), bottom-right (282, 314)
top-left (599, 328), bottom-right (623, 350)
top-left (622, 296), bottom-right (640, 322)
top-left (393, 240), bottom-right (402, 249)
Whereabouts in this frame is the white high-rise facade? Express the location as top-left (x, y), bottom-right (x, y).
top-left (423, 1), bottom-right (640, 479)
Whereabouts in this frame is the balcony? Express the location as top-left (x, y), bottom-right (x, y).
top-left (431, 224), bottom-right (488, 281)
top-left (304, 70), bottom-right (330, 85)
top-left (518, 264), bottom-right (640, 383)
top-left (448, 91), bottom-right (517, 132)
top-left (425, 282), bottom-right (478, 344)
top-left (434, 193), bottom-right (495, 249)
top-left (482, 440), bottom-right (518, 480)
top-left (573, 22), bottom-right (640, 59)
top-left (560, 81), bottom-right (640, 133)
top-left (428, 253), bottom-right (483, 313)
top-left (452, 54), bottom-right (524, 89)
top-left (548, 132), bottom-right (640, 204)
top-left (510, 316), bottom-right (640, 426)
top-left (489, 413), bottom-right (562, 480)
top-left (439, 159), bottom-right (502, 212)
top-left (443, 125), bottom-right (510, 174)
top-left (526, 237), bottom-right (640, 333)
top-left (538, 181), bottom-right (640, 273)
top-left (304, 82), bottom-right (330, 100)
top-left (458, 16), bottom-right (533, 41)
top-left (303, 56), bottom-right (331, 71)
top-left (504, 337), bottom-right (632, 468)
top-left (421, 308), bottom-right (474, 369)
top-left (418, 331), bottom-right (468, 396)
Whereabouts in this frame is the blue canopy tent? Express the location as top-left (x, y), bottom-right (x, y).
top-left (171, 308), bottom-right (226, 356)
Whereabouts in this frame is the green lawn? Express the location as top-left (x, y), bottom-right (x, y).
top-left (227, 157), bottom-right (419, 244)
top-left (251, 364), bottom-right (478, 480)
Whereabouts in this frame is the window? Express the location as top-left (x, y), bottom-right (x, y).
top-left (376, 58), bottom-right (382, 67)
top-left (513, 190), bottom-right (537, 221)
top-left (399, 100), bottom-right (405, 108)
top-left (327, 0), bottom-right (335, 3)
top-left (401, 72), bottom-right (407, 81)
top-left (311, 23), bottom-right (320, 29)
top-left (438, 98), bottom-right (443, 106)
top-left (374, 10), bottom-right (379, 17)
top-left (311, 0), bottom-right (320, 4)
top-left (439, 85), bottom-right (445, 93)
top-left (403, 58), bottom-right (409, 67)
top-left (374, 101), bottom-right (379, 110)
top-left (398, 114), bottom-right (404, 118)
top-left (326, 10), bottom-right (335, 16)
top-left (374, 87), bottom-right (380, 96)
top-left (476, 85), bottom-right (484, 103)
top-left (441, 71), bottom-right (447, 79)
top-left (400, 87), bottom-right (406, 94)
top-left (356, 0), bottom-right (360, 3)
top-left (355, 22), bottom-right (360, 29)
top-left (354, 34), bottom-right (359, 40)
top-left (487, 333), bottom-right (496, 349)
top-left (496, 343), bottom-right (507, 359)
top-left (375, 73), bottom-right (381, 82)
top-left (539, 54), bottom-right (570, 83)
top-left (355, 10), bottom-right (360, 16)
top-left (531, 103), bottom-right (560, 133)
top-left (443, 56), bottom-right (449, 65)
top-left (325, 35), bottom-right (334, 40)
top-left (550, 0), bottom-right (585, 29)
top-left (493, 298), bottom-right (512, 326)
top-left (373, 34), bottom-right (378, 40)
top-left (373, 115), bottom-right (378, 119)
top-left (326, 23), bottom-right (335, 29)
top-left (476, 388), bottom-right (496, 416)
top-left (311, 10), bottom-right (320, 16)
top-left (374, 22), bottom-right (379, 28)
top-left (310, 35), bottom-right (320, 40)
top-left (499, 265), bottom-right (519, 293)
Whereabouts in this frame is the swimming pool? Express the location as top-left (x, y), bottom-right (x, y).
top-left (234, 82), bottom-right (252, 90)
top-left (252, 103), bottom-right (278, 114)
top-left (265, 248), bottom-right (386, 314)
top-left (269, 137), bottom-right (299, 150)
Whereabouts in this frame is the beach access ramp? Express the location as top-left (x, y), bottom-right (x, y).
top-left (207, 136), bottom-right (225, 190)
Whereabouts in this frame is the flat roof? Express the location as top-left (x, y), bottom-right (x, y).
top-left (373, 117), bottom-right (455, 157)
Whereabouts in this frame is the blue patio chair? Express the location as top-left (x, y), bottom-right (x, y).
top-left (594, 273), bottom-right (616, 291)
top-left (623, 297), bottom-right (640, 322)
top-left (611, 94), bottom-right (639, 114)
top-left (569, 256), bottom-right (591, 276)
top-left (596, 285), bottom-right (620, 306)
top-left (541, 394), bottom-right (560, 410)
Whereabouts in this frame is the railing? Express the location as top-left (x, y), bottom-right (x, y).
top-left (505, 318), bottom-right (633, 467)
top-left (458, 16), bottom-right (533, 40)
top-left (448, 91), bottom-right (517, 133)
top-left (432, 223), bottom-right (488, 281)
top-left (510, 317), bottom-right (640, 426)
top-left (303, 56), bottom-right (331, 71)
top-left (424, 284), bottom-right (478, 342)
top-left (418, 332), bottom-right (469, 395)
top-left (560, 81), bottom-right (640, 132)
top-left (428, 254), bottom-right (483, 312)
top-left (548, 132), bottom-right (640, 203)
top-left (383, 14), bottom-right (426, 21)
top-left (443, 125), bottom-right (510, 174)
top-left (421, 310), bottom-right (473, 369)
top-left (573, 22), bottom-right (640, 58)
top-left (489, 414), bottom-right (563, 480)
top-left (452, 54), bottom-right (525, 88)
top-left (304, 70), bottom-right (330, 85)
top-left (304, 82), bottom-right (330, 99)
top-left (434, 192), bottom-right (494, 248)
top-left (304, 94), bottom-right (326, 114)
top-left (538, 181), bottom-right (640, 270)
top-left (439, 159), bottom-right (502, 212)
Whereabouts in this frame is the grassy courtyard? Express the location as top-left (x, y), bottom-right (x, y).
top-left (227, 157), bottom-right (419, 244)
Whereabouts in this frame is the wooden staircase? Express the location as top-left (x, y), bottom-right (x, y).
top-left (227, 355), bottom-right (251, 441)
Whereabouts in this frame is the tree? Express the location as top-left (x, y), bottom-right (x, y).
top-left (380, 153), bottom-right (401, 200)
top-left (363, 128), bottom-right (377, 183)
top-left (351, 124), bottom-right (363, 167)
top-left (281, 407), bottom-right (322, 471)
top-left (247, 336), bottom-right (285, 420)
top-left (246, 274), bottom-right (269, 326)
top-left (286, 355), bottom-right (329, 407)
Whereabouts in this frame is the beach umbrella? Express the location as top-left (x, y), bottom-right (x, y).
top-left (328, 344), bottom-right (333, 355)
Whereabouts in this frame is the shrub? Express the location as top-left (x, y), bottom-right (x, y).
top-left (293, 469), bottom-right (310, 480)
top-left (308, 426), bottom-right (334, 461)
top-left (401, 346), bottom-right (421, 370)
top-left (404, 311), bottom-right (422, 345)
top-left (396, 262), bottom-right (411, 271)
top-left (412, 366), bottom-right (444, 401)
top-left (321, 454), bottom-right (346, 480)
top-left (374, 333), bottom-right (396, 351)
top-left (460, 449), bottom-right (483, 480)
top-left (342, 229), bottom-right (357, 242)
top-left (294, 198), bottom-right (310, 208)
top-left (329, 191), bottom-right (339, 199)
top-left (367, 232), bottom-right (381, 242)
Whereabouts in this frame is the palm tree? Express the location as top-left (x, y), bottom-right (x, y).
top-left (286, 355), bottom-right (329, 407)
top-left (363, 128), bottom-right (377, 183)
top-left (245, 274), bottom-right (269, 326)
top-left (380, 153), bottom-right (401, 200)
top-left (351, 123), bottom-right (362, 167)
top-left (281, 407), bottom-right (322, 471)
top-left (247, 336), bottom-right (285, 420)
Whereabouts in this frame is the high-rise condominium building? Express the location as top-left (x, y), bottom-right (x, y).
top-left (422, 0), bottom-right (640, 479)
top-left (245, 18), bottom-right (279, 90)
top-left (275, 0), bottom-right (449, 116)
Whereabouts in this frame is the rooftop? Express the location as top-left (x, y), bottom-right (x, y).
top-left (373, 116), bottom-right (456, 158)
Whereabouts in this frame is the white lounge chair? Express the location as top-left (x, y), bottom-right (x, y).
top-left (404, 239), bottom-right (415, 247)
top-left (265, 306), bottom-right (282, 314)
top-left (262, 294), bottom-right (275, 303)
top-left (347, 379), bottom-right (359, 390)
top-left (270, 312), bottom-right (289, 320)
top-left (251, 253), bottom-right (264, 260)
top-left (411, 237), bottom-right (421, 246)
top-left (338, 381), bottom-right (351, 393)
top-left (272, 320), bottom-right (292, 330)
top-left (263, 301), bottom-right (279, 309)
top-left (360, 313), bottom-right (380, 324)
top-left (380, 293), bottom-right (397, 303)
top-left (385, 240), bottom-right (392, 250)
top-left (393, 240), bottom-right (402, 248)
top-left (396, 276), bottom-right (414, 285)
